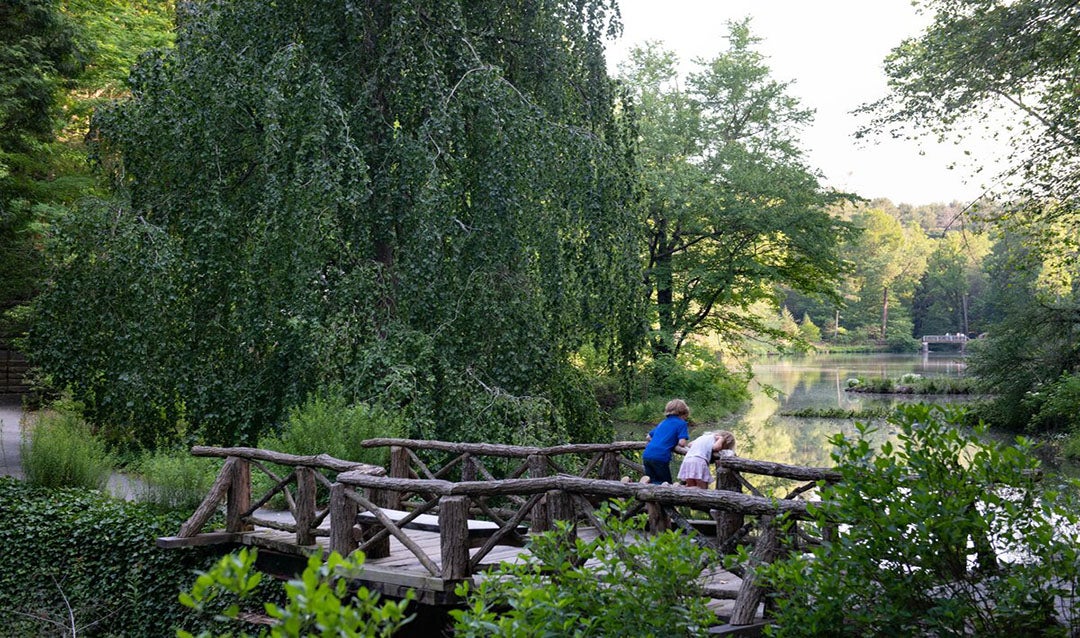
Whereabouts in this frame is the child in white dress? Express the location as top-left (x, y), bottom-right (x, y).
top-left (677, 430), bottom-right (736, 488)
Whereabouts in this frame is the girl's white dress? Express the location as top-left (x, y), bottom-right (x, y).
top-left (678, 433), bottom-right (717, 482)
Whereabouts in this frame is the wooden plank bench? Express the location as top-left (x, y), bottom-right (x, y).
top-left (356, 507), bottom-right (528, 547)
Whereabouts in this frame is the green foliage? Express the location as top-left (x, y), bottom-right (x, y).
top-left (613, 348), bottom-right (750, 424)
top-left (451, 501), bottom-right (716, 637)
top-left (29, 0), bottom-right (641, 449)
top-left (0, 476), bottom-right (222, 636)
top-left (619, 24), bottom-right (854, 358)
top-left (761, 404), bottom-right (1080, 636)
top-left (20, 400), bottom-right (114, 489)
top-left (861, 0), bottom-right (1080, 213)
top-left (0, 0), bottom-right (84, 336)
top-left (798, 312), bottom-right (821, 344)
top-left (780, 406), bottom-right (891, 419)
top-left (845, 374), bottom-right (975, 395)
top-left (260, 389), bottom-right (406, 467)
top-left (178, 548), bottom-right (414, 638)
top-left (1027, 372), bottom-right (1080, 432)
top-left (968, 227), bottom-right (1080, 432)
top-left (134, 448), bottom-right (222, 511)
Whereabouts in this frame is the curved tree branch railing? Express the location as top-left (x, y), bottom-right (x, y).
top-left (161, 447), bottom-right (386, 548)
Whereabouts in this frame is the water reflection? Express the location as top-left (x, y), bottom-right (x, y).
top-left (736, 353), bottom-right (969, 468)
top-left (617, 352), bottom-right (1078, 480)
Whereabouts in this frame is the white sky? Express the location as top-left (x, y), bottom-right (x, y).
top-left (606, 0), bottom-right (989, 206)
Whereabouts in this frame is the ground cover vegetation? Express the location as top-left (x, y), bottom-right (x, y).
top-left (0, 477), bottom-right (227, 637)
top-left (762, 404), bottom-right (1080, 636)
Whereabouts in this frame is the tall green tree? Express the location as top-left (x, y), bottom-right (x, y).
top-left (0, 0), bottom-right (83, 336)
top-left (859, 0), bottom-right (1080, 221)
top-left (619, 21), bottom-right (853, 357)
top-left (838, 206), bottom-right (930, 341)
top-left (912, 230), bottom-right (991, 337)
top-left (28, 0), bottom-right (642, 448)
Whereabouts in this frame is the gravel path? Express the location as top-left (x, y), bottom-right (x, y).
top-left (0, 398), bottom-right (141, 498)
top-left (0, 397), bottom-right (24, 479)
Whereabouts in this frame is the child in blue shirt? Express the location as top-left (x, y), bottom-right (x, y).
top-left (642, 399), bottom-right (690, 484)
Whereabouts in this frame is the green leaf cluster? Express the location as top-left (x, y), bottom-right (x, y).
top-left (451, 501), bottom-right (716, 637)
top-left (619, 23), bottom-right (855, 357)
top-left (761, 404), bottom-right (1080, 636)
top-left (178, 549), bottom-right (413, 638)
top-left (27, 0), bottom-right (640, 449)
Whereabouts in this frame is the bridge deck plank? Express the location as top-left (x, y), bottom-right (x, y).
top-left (207, 513), bottom-right (749, 619)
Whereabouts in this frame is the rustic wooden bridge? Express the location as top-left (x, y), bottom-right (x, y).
top-left (159, 439), bottom-right (841, 632)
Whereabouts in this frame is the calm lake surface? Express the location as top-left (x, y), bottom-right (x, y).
top-left (626, 352), bottom-right (1078, 478)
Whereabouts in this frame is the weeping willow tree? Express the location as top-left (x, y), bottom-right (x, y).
top-left (28, 0), bottom-right (644, 448)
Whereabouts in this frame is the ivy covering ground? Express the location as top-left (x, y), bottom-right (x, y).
top-left (0, 477), bottom-right (220, 636)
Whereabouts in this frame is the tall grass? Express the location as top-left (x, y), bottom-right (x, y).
top-left (21, 409), bottom-right (114, 490)
top-left (134, 450), bottom-right (221, 510)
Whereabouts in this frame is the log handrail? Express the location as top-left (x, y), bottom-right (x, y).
top-left (190, 446), bottom-right (387, 475)
top-left (174, 447), bottom-right (387, 544)
top-left (334, 472), bottom-right (813, 519)
top-left (361, 438), bottom-right (646, 457)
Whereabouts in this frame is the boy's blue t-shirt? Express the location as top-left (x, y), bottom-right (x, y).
top-left (643, 415), bottom-right (689, 462)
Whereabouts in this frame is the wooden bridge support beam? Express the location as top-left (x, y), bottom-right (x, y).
top-left (439, 496), bottom-right (471, 581)
top-left (329, 483), bottom-right (358, 557)
top-left (226, 458), bottom-right (253, 533)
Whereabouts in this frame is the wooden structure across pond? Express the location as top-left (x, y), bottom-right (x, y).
top-left (159, 439), bottom-right (843, 633)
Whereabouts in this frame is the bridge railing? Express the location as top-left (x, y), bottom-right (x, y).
top-left (359, 438), bottom-right (648, 522)
top-left (329, 470), bottom-right (818, 624)
top-left (159, 446), bottom-right (386, 548)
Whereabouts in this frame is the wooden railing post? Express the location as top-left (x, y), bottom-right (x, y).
top-left (528, 454), bottom-right (551, 532)
top-left (730, 516), bottom-right (780, 625)
top-left (439, 495), bottom-right (471, 581)
top-left (713, 458), bottom-right (743, 551)
top-left (461, 454), bottom-right (477, 482)
top-left (547, 489), bottom-right (577, 542)
top-left (227, 457), bottom-right (252, 533)
top-left (600, 451), bottom-right (620, 480)
top-left (646, 502), bottom-right (670, 533)
top-left (295, 466), bottom-right (317, 545)
top-left (385, 445), bottom-right (410, 509)
top-left (330, 483), bottom-right (358, 556)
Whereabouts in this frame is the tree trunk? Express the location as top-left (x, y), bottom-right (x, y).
top-left (881, 286), bottom-right (889, 340)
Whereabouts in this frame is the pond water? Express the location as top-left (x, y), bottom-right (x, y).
top-left (622, 352), bottom-right (1078, 479)
top-left (734, 352), bottom-right (971, 468)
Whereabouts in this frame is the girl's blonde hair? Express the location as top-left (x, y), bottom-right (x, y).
top-left (715, 430), bottom-right (736, 452)
top-left (664, 398), bottom-right (690, 418)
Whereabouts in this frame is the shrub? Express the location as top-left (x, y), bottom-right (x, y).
top-left (451, 501), bottom-right (716, 637)
top-left (614, 349), bottom-right (750, 424)
top-left (20, 406), bottom-right (114, 489)
top-left (260, 389), bottom-right (406, 467)
top-left (0, 477), bottom-right (222, 636)
top-left (1028, 371), bottom-right (1080, 432)
top-left (761, 404), bottom-right (1080, 636)
top-left (177, 548), bottom-right (414, 638)
top-left (135, 449), bottom-right (222, 511)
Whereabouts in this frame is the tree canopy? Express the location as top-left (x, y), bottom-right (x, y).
top-left (28, 0), bottom-right (642, 447)
top-left (619, 21), bottom-right (853, 357)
